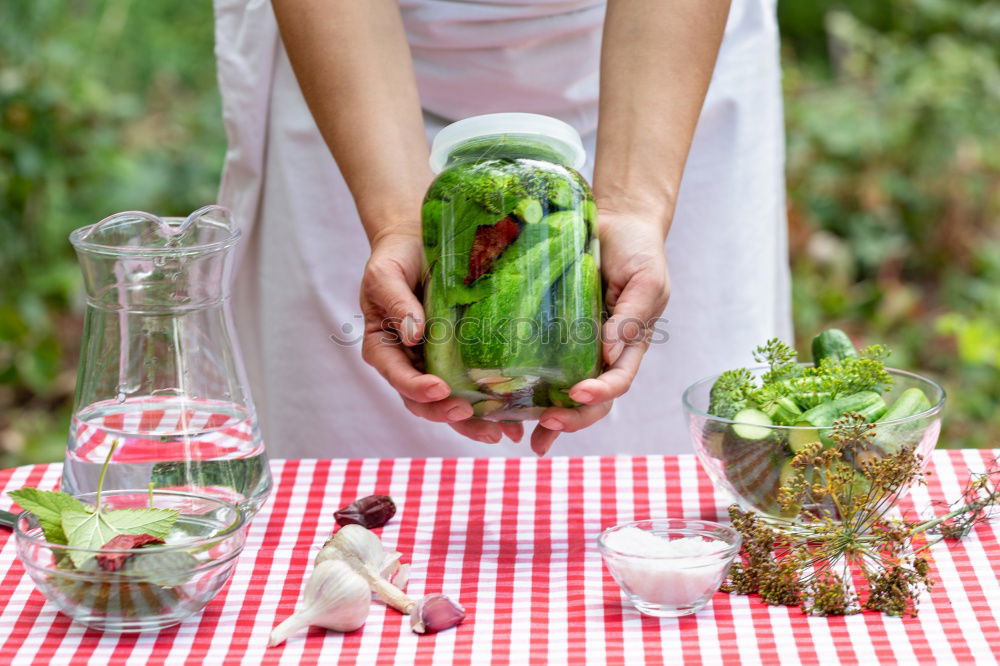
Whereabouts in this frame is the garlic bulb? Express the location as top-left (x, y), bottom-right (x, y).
top-left (316, 524), bottom-right (415, 614)
top-left (309, 524), bottom-right (464, 635)
top-left (268, 559), bottom-right (371, 646)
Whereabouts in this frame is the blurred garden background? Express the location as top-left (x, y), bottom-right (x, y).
top-left (1, 0), bottom-right (997, 466)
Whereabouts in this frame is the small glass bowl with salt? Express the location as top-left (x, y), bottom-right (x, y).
top-left (597, 519), bottom-right (741, 617)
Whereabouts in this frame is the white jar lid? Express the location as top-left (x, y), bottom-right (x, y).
top-left (428, 112), bottom-right (587, 173)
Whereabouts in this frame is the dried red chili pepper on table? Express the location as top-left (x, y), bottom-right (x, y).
top-left (334, 495), bottom-right (397, 529)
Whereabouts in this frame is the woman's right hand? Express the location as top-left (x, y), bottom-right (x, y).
top-left (360, 231), bottom-right (524, 444)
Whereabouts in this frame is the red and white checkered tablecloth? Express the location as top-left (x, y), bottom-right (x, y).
top-left (1, 450), bottom-right (998, 665)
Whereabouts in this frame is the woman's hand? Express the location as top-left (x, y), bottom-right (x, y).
top-left (529, 212), bottom-right (671, 455)
top-left (359, 231), bottom-right (525, 444)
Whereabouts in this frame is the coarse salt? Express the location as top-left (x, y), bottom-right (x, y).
top-left (603, 528), bottom-right (731, 607)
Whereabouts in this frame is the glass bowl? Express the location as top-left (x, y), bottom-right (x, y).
top-left (14, 489), bottom-right (247, 632)
top-left (597, 519), bottom-right (741, 617)
top-left (682, 366), bottom-right (945, 519)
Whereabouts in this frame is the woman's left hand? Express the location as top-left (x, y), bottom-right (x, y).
top-left (529, 211), bottom-right (671, 455)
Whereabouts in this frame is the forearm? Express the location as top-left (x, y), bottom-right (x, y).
top-left (593, 0), bottom-right (730, 238)
top-left (272, 0), bottom-right (430, 244)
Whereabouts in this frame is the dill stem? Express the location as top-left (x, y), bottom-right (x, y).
top-left (910, 499), bottom-right (987, 537)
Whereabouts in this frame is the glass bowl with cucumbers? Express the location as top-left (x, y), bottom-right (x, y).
top-left (682, 329), bottom-right (945, 519)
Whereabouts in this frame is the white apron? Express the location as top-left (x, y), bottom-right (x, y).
top-left (213, 0), bottom-right (791, 458)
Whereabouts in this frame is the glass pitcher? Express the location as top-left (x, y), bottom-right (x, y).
top-left (62, 205), bottom-right (271, 515)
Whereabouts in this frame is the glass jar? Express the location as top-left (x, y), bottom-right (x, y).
top-left (422, 113), bottom-right (602, 421)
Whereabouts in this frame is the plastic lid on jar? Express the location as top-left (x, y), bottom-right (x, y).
top-left (429, 112), bottom-right (587, 173)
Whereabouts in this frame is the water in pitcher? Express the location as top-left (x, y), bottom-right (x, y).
top-left (62, 396), bottom-right (271, 514)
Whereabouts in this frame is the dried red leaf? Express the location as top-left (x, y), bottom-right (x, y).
top-left (95, 533), bottom-right (165, 572)
top-left (465, 216), bottom-right (521, 284)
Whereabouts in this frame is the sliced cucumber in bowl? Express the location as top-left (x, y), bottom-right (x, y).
top-left (730, 408), bottom-right (773, 441)
top-left (721, 409), bottom-right (785, 511)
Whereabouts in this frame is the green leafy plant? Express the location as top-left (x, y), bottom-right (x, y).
top-left (0, 1), bottom-right (224, 467)
top-left (781, 0), bottom-right (1000, 451)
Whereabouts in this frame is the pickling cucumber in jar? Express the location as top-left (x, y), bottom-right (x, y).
top-left (421, 113), bottom-right (602, 421)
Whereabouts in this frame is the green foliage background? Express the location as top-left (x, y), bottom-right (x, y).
top-left (1, 0), bottom-right (997, 466)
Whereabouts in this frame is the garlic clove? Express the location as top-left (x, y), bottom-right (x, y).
top-left (377, 554), bottom-right (407, 597)
top-left (409, 594), bottom-right (466, 634)
top-left (374, 561), bottom-right (410, 599)
top-left (378, 550), bottom-right (403, 578)
top-left (392, 564), bottom-right (411, 590)
top-left (268, 559), bottom-right (372, 647)
top-left (475, 374), bottom-right (511, 386)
